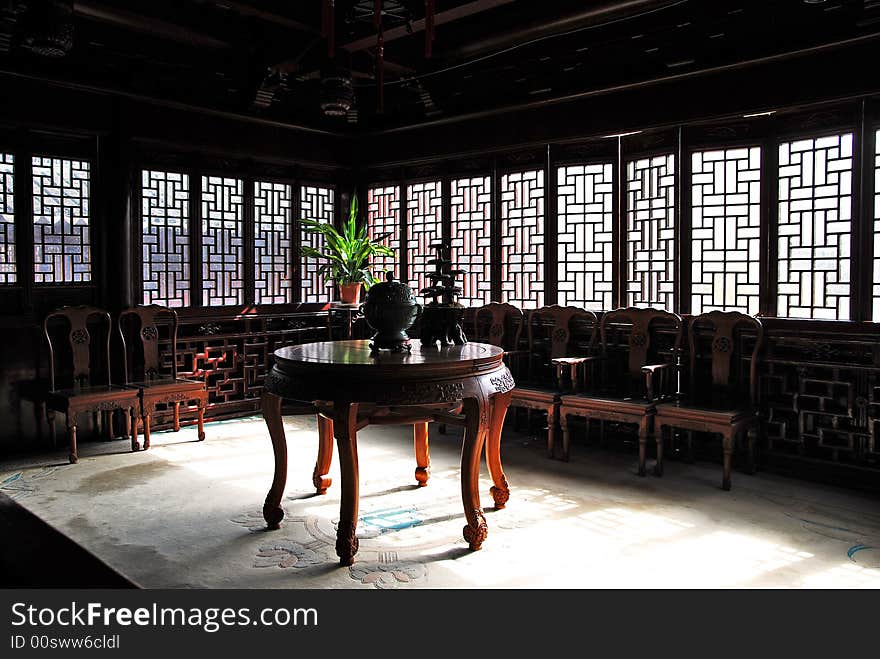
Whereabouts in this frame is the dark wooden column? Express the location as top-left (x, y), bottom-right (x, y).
top-left (545, 144), bottom-right (558, 306)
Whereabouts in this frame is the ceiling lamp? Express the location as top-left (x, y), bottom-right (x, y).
top-left (21, 0), bottom-right (73, 58)
top-left (320, 70), bottom-right (354, 117)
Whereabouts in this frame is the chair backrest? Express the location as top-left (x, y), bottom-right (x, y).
top-left (599, 307), bottom-right (683, 396)
top-left (118, 305), bottom-right (179, 384)
top-left (43, 306), bottom-right (113, 391)
top-left (524, 305), bottom-right (599, 384)
top-left (687, 311), bottom-right (764, 407)
top-left (472, 303), bottom-right (523, 350)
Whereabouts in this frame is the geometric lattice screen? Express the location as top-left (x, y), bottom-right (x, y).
top-left (300, 185), bottom-right (334, 303)
top-left (557, 163), bottom-right (614, 310)
top-left (367, 185), bottom-right (400, 281)
top-left (254, 181), bottom-right (292, 304)
top-left (32, 156), bottom-right (91, 283)
top-left (201, 176), bottom-right (244, 306)
top-left (141, 170), bottom-right (190, 307)
top-left (500, 169), bottom-right (545, 309)
top-left (0, 154), bottom-right (13, 284)
top-left (690, 147), bottom-right (762, 314)
top-left (406, 180), bottom-right (443, 294)
top-left (450, 175), bottom-right (492, 306)
top-left (874, 129), bottom-right (880, 319)
top-left (626, 154), bottom-right (676, 309)
top-left (777, 133), bottom-right (853, 320)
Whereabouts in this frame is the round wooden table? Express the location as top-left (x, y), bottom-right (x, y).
top-left (261, 339), bottom-right (515, 566)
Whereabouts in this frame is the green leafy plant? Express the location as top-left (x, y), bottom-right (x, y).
top-left (299, 194), bottom-right (395, 290)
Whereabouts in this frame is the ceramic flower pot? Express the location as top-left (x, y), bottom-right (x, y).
top-left (338, 282), bottom-right (362, 305)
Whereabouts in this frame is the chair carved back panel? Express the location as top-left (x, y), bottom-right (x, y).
top-left (43, 306), bottom-right (112, 390)
top-left (599, 307), bottom-right (682, 397)
top-left (473, 303), bottom-right (523, 350)
top-left (525, 305), bottom-right (599, 386)
top-left (688, 311), bottom-right (764, 408)
top-left (119, 305), bottom-right (180, 383)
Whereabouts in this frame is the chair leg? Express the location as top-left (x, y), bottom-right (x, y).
top-left (638, 416), bottom-right (649, 477)
top-left (526, 409), bottom-right (533, 432)
top-left (653, 422), bottom-right (664, 477)
top-left (313, 414), bottom-right (334, 494)
top-left (197, 402), bottom-right (206, 441)
top-left (67, 415), bottom-right (78, 464)
top-left (546, 406), bottom-right (557, 459)
top-left (745, 427), bottom-right (758, 475)
top-left (130, 407), bottom-right (139, 451)
top-left (93, 411), bottom-right (100, 437)
top-left (721, 430), bottom-right (734, 491)
top-left (559, 411), bottom-right (570, 462)
top-left (143, 413), bottom-right (151, 451)
top-left (414, 421), bottom-right (430, 487)
top-left (47, 409), bottom-right (57, 448)
top-left (598, 419), bottom-right (606, 447)
top-left (173, 401), bottom-right (181, 432)
top-left (685, 430), bottom-right (695, 464)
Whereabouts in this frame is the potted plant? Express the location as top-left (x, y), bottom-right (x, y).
top-left (300, 194), bottom-right (396, 305)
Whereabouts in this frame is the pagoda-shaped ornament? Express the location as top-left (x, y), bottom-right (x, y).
top-left (418, 239), bottom-right (468, 346)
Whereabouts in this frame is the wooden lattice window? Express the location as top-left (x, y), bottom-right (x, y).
top-left (201, 175), bottom-right (244, 306)
top-left (0, 154), bottom-right (13, 284)
top-left (367, 185), bottom-right (400, 280)
top-left (873, 129), bottom-right (880, 319)
top-left (406, 180), bottom-right (443, 293)
top-left (300, 185), bottom-right (334, 303)
top-left (691, 147), bottom-right (762, 314)
top-left (777, 133), bottom-right (853, 319)
top-left (500, 169), bottom-right (545, 309)
top-left (626, 154), bottom-right (676, 309)
top-left (33, 156), bottom-right (91, 284)
top-left (141, 170), bottom-right (190, 307)
top-left (557, 163), bottom-right (614, 310)
top-left (254, 181), bottom-right (292, 304)
top-left (450, 175), bottom-right (492, 306)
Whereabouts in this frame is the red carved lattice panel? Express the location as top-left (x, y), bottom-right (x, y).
top-left (201, 176), bottom-right (244, 306)
top-left (691, 147), bottom-right (762, 314)
top-left (500, 169), bottom-right (545, 309)
top-left (873, 129), bottom-right (880, 319)
top-left (557, 163), bottom-right (614, 310)
top-left (450, 175), bottom-right (492, 306)
top-left (300, 185), bottom-right (334, 303)
top-left (406, 180), bottom-right (443, 293)
top-left (254, 181), bottom-right (292, 304)
top-left (0, 154), bottom-right (13, 284)
top-left (142, 170), bottom-right (190, 307)
top-left (367, 185), bottom-right (401, 280)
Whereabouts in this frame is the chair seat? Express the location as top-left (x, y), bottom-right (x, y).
top-left (655, 400), bottom-right (755, 426)
top-left (510, 384), bottom-right (558, 406)
top-left (559, 393), bottom-right (655, 415)
top-left (45, 385), bottom-right (139, 412)
top-left (125, 377), bottom-right (205, 391)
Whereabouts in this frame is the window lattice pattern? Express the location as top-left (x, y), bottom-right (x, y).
top-left (0, 154), bottom-right (13, 284)
top-left (691, 147), bottom-right (762, 314)
top-left (33, 156), bottom-right (91, 283)
top-left (500, 169), bottom-right (545, 309)
top-left (141, 170), bottom-right (190, 307)
top-left (367, 185), bottom-right (401, 281)
top-left (626, 154), bottom-right (676, 309)
top-left (778, 133), bottom-right (853, 320)
top-left (557, 163), bottom-right (614, 310)
top-left (201, 176), bottom-right (244, 306)
top-left (451, 175), bottom-right (492, 306)
top-left (873, 129), bottom-right (880, 319)
top-left (300, 185), bottom-right (334, 303)
top-left (254, 181), bottom-right (292, 304)
top-left (406, 181), bottom-right (443, 293)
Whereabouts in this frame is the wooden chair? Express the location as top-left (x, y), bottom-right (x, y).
top-left (118, 305), bottom-right (208, 450)
top-left (473, 302), bottom-right (524, 351)
top-left (556, 307), bottom-right (682, 467)
top-left (43, 306), bottom-right (140, 464)
top-left (654, 311), bottom-right (764, 490)
top-left (510, 305), bottom-right (599, 458)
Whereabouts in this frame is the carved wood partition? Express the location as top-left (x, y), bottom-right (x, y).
top-left (148, 308), bottom-right (340, 427)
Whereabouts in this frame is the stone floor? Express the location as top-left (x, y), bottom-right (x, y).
top-left (2, 415), bottom-right (879, 589)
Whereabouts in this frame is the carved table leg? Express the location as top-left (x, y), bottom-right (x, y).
top-left (312, 414), bottom-right (334, 494)
top-left (414, 421), bottom-right (430, 487)
top-left (173, 401), bottom-right (181, 432)
top-left (67, 414), bottom-right (78, 464)
top-left (486, 390), bottom-right (512, 508)
top-left (197, 397), bottom-right (206, 441)
top-left (461, 396), bottom-right (489, 550)
top-left (333, 402), bottom-right (360, 566)
top-left (261, 391), bottom-right (287, 529)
